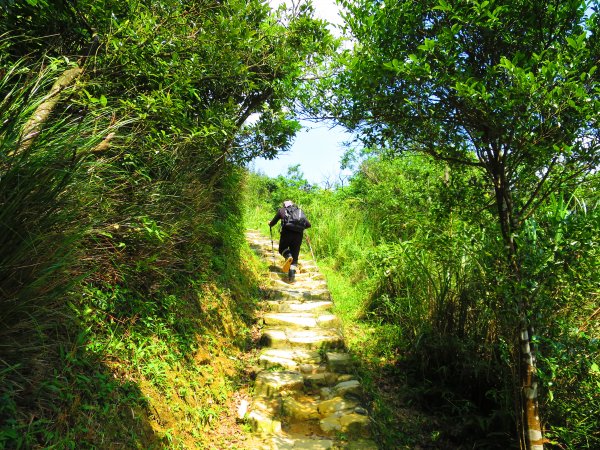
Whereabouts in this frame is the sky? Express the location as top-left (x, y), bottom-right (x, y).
top-left (250, 0), bottom-right (355, 186)
top-left (249, 121), bottom-right (355, 186)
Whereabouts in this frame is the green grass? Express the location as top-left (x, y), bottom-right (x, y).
top-left (0, 60), bottom-right (264, 447)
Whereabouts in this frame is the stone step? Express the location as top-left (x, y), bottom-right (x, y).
top-left (268, 263), bottom-right (319, 274)
top-left (245, 239), bottom-right (267, 246)
top-left (263, 313), bottom-right (339, 329)
top-left (258, 355), bottom-right (351, 382)
top-left (248, 410), bottom-right (282, 435)
top-left (287, 329), bottom-right (344, 350)
top-left (302, 371), bottom-right (340, 388)
top-left (248, 239), bottom-right (270, 246)
top-left (326, 352), bottom-right (355, 373)
top-left (319, 412), bottom-right (370, 438)
top-left (267, 289), bottom-right (331, 302)
top-left (247, 230), bottom-right (374, 449)
top-left (271, 278), bottom-right (329, 291)
top-left (271, 275), bottom-right (328, 291)
top-left (262, 328), bottom-right (344, 350)
top-left (282, 396), bottom-right (320, 421)
top-left (298, 262), bottom-right (319, 271)
top-left (269, 271), bottom-right (325, 282)
top-left (267, 435), bottom-right (335, 450)
top-left (251, 397), bottom-right (283, 418)
top-left (255, 370), bottom-right (305, 398)
top-left (258, 348), bottom-right (321, 371)
top-left (317, 397), bottom-right (359, 417)
top-left (330, 379), bottom-right (362, 398)
top-left (264, 299), bottom-right (333, 314)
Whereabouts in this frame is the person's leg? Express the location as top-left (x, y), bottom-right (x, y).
top-left (278, 232), bottom-right (294, 273)
top-left (287, 232), bottom-right (303, 282)
top-left (288, 233), bottom-right (302, 265)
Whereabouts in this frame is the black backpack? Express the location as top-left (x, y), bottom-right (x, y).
top-left (282, 204), bottom-right (308, 232)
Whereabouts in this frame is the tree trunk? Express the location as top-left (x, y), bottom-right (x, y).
top-left (520, 324), bottom-right (544, 450)
top-left (494, 180), bottom-right (544, 450)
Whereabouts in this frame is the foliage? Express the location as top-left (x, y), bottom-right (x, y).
top-left (305, 1), bottom-right (600, 447)
top-left (0, 58), bottom-right (117, 448)
top-left (245, 152), bottom-right (600, 448)
top-left (524, 185), bottom-right (600, 448)
top-left (0, 0), bottom-right (333, 447)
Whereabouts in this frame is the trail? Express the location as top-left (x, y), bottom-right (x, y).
top-left (245, 230), bottom-right (378, 450)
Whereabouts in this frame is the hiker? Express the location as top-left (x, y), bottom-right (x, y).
top-left (268, 200), bottom-right (311, 282)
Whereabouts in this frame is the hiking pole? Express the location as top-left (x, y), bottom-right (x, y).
top-left (269, 225), bottom-right (276, 265)
top-left (304, 232), bottom-right (316, 263)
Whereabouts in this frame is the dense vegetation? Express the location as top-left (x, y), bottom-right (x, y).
top-left (246, 156), bottom-right (599, 449)
top-left (298, 0), bottom-right (599, 448)
top-left (0, 0), bottom-right (331, 448)
top-left (2, 0), bottom-right (598, 449)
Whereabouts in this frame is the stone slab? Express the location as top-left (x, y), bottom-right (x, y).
top-left (265, 300), bottom-right (333, 314)
top-left (332, 379), bottom-right (362, 397)
top-left (255, 371), bottom-right (304, 398)
top-left (303, 372), bottom-right (338, 388)
top-left (264, 313), bottom-right (319, 329)
top-left (286, 329), bottom-right (343, 350)
top-left (260, 348), bottom-right (321, 365)
top-left (248, 409), bottom-right (282, 434)
top-left (258, 354), bottom-right (299, 371)
top-left (316, 314), bottom-right (339, 328)
top-left (326, 352), bottom-right (354, 373)
top-left (317, 397), bottom-right (358, 417)
top-left (282, 397), bottom-right (320, 421)
top-left (339, 413), bottom-right (371, 437)
top-left (261, 328), bottom-right (288, 348)
top-left (319, 415), bottom-right (341, 434)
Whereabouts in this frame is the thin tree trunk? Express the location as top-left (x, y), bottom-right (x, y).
top-left (520, 323), bottom-right (544, 450)
top-left (494, 180), bottom-right (544, 450)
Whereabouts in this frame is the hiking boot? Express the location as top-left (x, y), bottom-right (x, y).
top-left (288, 268), bottom-right (296, 282)
top-left (282, 255), bottom-right (293, 273)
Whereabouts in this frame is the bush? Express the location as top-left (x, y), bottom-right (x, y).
top-left (245, 154), bottom-right (600, 448)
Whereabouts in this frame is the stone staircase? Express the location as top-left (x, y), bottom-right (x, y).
top-left (245, 230), bottom-right (378, 450)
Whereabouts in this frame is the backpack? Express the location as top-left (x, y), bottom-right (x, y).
top-left (282, 204), bottom-right (308, 232)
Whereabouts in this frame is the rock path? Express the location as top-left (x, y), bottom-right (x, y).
top-left (245, 230), bottom-right (378, 450)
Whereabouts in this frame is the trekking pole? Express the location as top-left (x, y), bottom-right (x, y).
top-left (269, 225), bottom-right (275, 265)
top-left (304, 232), bottom-right (316, 262)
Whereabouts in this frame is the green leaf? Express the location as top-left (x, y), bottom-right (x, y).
top-left (418, 39), bottom-right (436, 52)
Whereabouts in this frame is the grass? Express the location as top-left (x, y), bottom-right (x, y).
top-left (318, 255), bottom-right (473, 449)
top-left (0, 62), bottom-right (265, 446)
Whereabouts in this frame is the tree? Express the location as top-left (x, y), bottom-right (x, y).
top-left (0, 1), bottom-right (335, 445)
top-left (318, 1), bottom-right (600, 448)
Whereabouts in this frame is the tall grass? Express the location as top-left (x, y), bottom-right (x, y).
top-left (0, 58), bottom-right (118, 445)
top-left (0, 58), bottom-right (263, 447)
top-left (245, 157), bottom-right (599, 448)
top-left (1, 0), bottom-right (334, 445)
top-left (306, 192), bottom-right (374, 270)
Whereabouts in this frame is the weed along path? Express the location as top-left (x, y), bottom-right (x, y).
top-left (244, 230), bottom-right (378, 450)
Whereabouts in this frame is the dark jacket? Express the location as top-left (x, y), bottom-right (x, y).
top-left (269, 206), bottom-right (311, 231)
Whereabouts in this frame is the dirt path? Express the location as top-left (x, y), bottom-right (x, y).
top-left (245, 230), bottom-right (378, 450)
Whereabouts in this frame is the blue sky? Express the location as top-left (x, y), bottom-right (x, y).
top-left (250, 121), bottom-right (355, 186)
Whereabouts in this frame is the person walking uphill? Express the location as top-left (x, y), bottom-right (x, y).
top-left (268, 200), bottom-right (311, 282)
